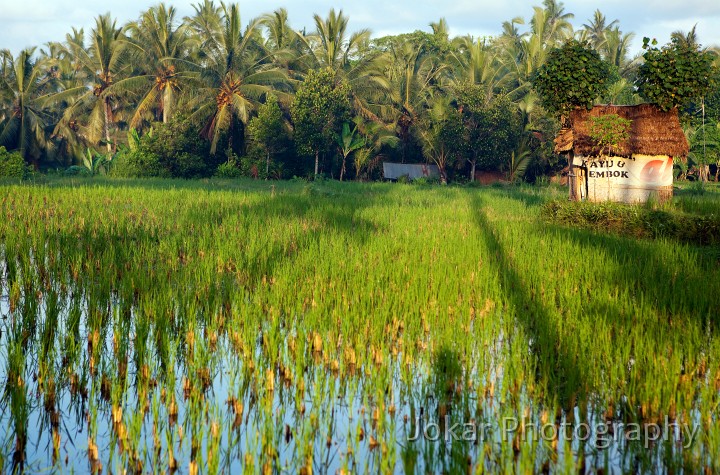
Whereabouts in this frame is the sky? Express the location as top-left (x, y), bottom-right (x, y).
top-left (2, 0), bottom-right (719, 57)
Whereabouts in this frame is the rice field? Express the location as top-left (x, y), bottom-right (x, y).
top-left (1, 178), bottom-right (719, 474)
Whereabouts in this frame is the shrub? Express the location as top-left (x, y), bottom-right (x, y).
top-left (0, 147), bottom-right (31, 179)
top-left (64, 165), bottom-right (92, 177)
top-left (215, 157), bottom-right (243, 178)
top-left (110, 148), bottom-right (166, 178)
top-left (112, 115), bottom-right (216, 178)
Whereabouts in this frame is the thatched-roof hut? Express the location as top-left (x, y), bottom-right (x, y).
top-left (555, 104), bottom-right (689, 203)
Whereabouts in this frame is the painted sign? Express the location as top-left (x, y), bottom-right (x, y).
top-left (571, 154), bottom-right (674, 202)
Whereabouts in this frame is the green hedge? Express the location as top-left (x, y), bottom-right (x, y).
top-left (542, 199), bottom-right (720, 246)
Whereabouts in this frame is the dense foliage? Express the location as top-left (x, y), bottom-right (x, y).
top-left (0, 1), bottom-right (718, 181)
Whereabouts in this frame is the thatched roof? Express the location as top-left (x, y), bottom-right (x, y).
top-left (554, 104), bottom-right (689, 158)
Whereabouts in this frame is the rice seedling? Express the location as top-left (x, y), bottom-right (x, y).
top-left (0, 178), bottom-right (718, 472)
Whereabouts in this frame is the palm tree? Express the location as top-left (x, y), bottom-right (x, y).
top-left (602, 27), bottom-right (637, 77)
top-left (582, 10), bottom-right (618, 50)
top-left (537, 0), bottom-right (574, 42)
top-left (300, 9), bottom-right (390, 121)
top-left (183, 3), bottom-right (287, 153)
top-left (0, 48), bottom-right (54, 162)
top-left (56, 14), bottom-right (129, 152)
top-left (415, 96), bottom-right (462, 184)
top-left (113, 3), bottom-right (194, 128)
top-left (380, 33), bottom-right (449, 161)
top-left (261, 8), bottom-right (304, 71)
top-left (305, 9), bottom-right (369, 70)
top-left (671, 25), bottom-right (700, 49)
top-left (499, 2), bottom-right (574, 109)
top-left (352, 117), bottom-right (398, 179)
top-left (451, 36), bottom-right (506, 104)
top-left (185, 0), bottom-right (223, 58)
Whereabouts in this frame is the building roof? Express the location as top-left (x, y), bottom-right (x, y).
top-left (554, 104), bottom-right (689, 158)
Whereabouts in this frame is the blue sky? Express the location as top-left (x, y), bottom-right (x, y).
top-left (2, 0), bottom-right (719, 56)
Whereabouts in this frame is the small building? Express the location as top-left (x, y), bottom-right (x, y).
top-left (554, 104), bottom-right (689, 203)
top-left (382, 162), bottom-right (439, 181)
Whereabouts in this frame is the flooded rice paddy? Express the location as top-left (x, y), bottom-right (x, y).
top-left (1, 180), bottom-right (719, 473)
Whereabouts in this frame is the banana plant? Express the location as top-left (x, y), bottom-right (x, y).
top-left (335, 122), bottom-right (365, 181)
top-left (82, 148), bottom-right (111, 176)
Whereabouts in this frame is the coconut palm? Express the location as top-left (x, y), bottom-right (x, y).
top-left (185, 0), bottom-right (223, 58)
top-left (0, 48), bottom-right (55, 162)
top-left (671, 25), bottom-right (701, 49)
top-left (113, 3), bottom-right (194, 128)
top-left (183, 3), bottom-right (287, 153)
top-left (379, 33), bottom-right (450, 161)
top-left (299, 9), bottom-right (389, 120)
top-left (450, 36), bottom-right (507, 104)
top-left (56, 14), bottom-right (129, 152)
top-left (415, 95), bottom-right (462, 184)
top-left (582, 10), bottom-right (618, 50)
top-left (536, 0), bottom-right (574, 42)
top-left (499, 3), bottom-right (573, 107)
top-left (352, 116), bottom-right (398, 178)
top-left (261, 8), bottom-right (304, 71)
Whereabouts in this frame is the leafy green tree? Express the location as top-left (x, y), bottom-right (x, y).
top-left (291, 67), bottom-right (351, 176)
top-left (112, 114), bottom-right (213, 178)
top-left (247, 93), bottom-right (289, 178)
top-left (532, 39), bottom-right (610, 118)
top-left (636, 34), bottom-right (716, 112)
top-left (454, 83), bottom-right (523, 179)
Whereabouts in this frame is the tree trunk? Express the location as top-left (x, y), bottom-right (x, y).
top-left (439, 166), bottom-right (447, 185)
top-left (470, 160), bottom-right (476, 182)
top-left (265, 151), bottom-right (270, 180)
top-left (314, 150), bottom-right (319, 177)
top-left (162, 87), bottom-right (172, 124)
top-left (103, 98), bottom-right (112, 153)
top-left (700, 165), bottom-right (710, 182)
top-left (340, 156), bottom-right (346, 182)
top-left (162, 99), bottom-right (169, 124)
